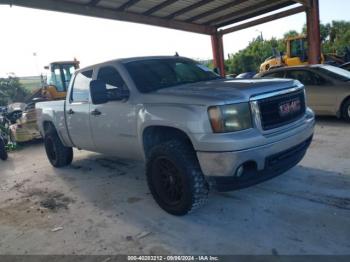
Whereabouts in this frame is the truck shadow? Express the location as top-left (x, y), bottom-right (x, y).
top-left (315, 115), bottom-right (349, 126)
top-left (50, 151), bottom-right (350, 253)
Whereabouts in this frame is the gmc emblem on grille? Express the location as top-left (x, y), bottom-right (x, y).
top-left (279, 98), bottom-right (301, 117)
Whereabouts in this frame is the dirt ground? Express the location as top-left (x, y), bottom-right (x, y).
top-left (0, 117), bottom-right (349, 255)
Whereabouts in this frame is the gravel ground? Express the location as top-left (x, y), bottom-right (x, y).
top-left (0, 117), bottom-right (349, 255)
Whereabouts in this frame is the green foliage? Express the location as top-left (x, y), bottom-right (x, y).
top-left (0, 76), bottom-right (29, 106)
top-left (226, 37), bottom-right (284, 75)
top-left (226, 20), bottom-right (350, 75)
top-left (19, 77), bottom-right (42, 92)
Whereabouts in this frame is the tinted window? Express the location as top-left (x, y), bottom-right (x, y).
top-left (47, 65), bottom-right (65, 92)
top-left (342, 64), bottom-right (350, 71)
top-left (61, 64), bottom-right (76, 88)
top-left (71, 70), bottom-right (93, 102)
top-left (264, 71), bottom-right (285, 78)
top-left (315, 65), bottom-right (350, 81)
top-left (97, 66), bottom-right (127, 90)
top-left (286, 70), bottom-right (321, 85)
top-left (290, 39), bottom-right (308, 61)
top-left (124, 58), bottom-right (220, 93)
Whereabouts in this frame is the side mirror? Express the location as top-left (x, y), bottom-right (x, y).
top-left (90, 80), bottom-right (108, 105)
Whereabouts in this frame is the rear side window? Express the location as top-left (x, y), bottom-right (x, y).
top-left (71, 70), bottom-right (93, 102)
top-left (264, 71), bottom-right (285, 78)
top-left (286, 70), bottom-right (321, 85)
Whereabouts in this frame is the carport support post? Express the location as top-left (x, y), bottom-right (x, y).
top-left (306, 0), bottom-right (321, 64)
top-left (211, 33), bottom-right (225, 77)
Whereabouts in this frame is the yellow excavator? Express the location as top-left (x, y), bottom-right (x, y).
top-left (260, 35), bottom-right (350, 73)
top-left (260, 35), bottom-right (313, 72)
top-left (9, 60), bottom-right (80, 143)
top-left (41, 59), bottom-right (80, 100)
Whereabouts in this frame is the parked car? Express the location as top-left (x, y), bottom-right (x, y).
top-left (256, 65), bottom-right (350, 121)
top-left (36, 56), bottom-right (315, 215)
top-left (236, 72), bottom-right (256, 79)
top-left (341, 62), bottom-right (350, 71)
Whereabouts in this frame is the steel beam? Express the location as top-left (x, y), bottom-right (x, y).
top-left (0, 0), bottom-right (215, 35)
top-left (88, 0), bottom-right (101, 6)
top-left (292, 0), bottom-right (311, 7)
top-left (306, 0), bottom-right (321, 64)
top-left (117, 0), bottom-right (141, 12)
top-left (165, 0), bottom-right (215, 19)
top-left (186, 0), bottom-right (246, 23)
top-left (215, 1), bottom-right (296, 28)
top-left (143, 0), bottom-right (177, 16)
top-left (211, 33), bottom-right (225, 77)
top-left (219, 6), bottom-right (306, 35)
top-left (205, 0), bottom-right (284, 25)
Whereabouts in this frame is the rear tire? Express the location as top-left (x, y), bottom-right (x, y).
top-left (341, 98), bottom-right (350, 122)
top-left (146, 140), bottom-right (209, 216)
top-left (0, 138), bottom-right (8, 161)
top-left (44, 125), bottom-right (73, 167)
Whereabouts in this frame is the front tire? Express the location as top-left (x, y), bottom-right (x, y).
top-left (146, 140), bottom-right (209, 216)
top-left (341, 98), bottom-right (350, 122)
top-left (44, 125), bottom-right (73, 167)
top-left (0, 138), bottom-right (8, 161)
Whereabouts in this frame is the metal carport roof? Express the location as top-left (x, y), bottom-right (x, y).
top-left (0, 0), bottom-right (319, 76)
top-left (0, 0), bottom-right (307, 35)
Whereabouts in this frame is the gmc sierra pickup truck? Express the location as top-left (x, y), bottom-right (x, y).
top-left (36, 56), bottom-right (315, 215)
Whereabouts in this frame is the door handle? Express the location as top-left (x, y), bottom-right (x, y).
top-left (67, 109), bottom-right (75, 115)
top-left (91, 109), bottom-right (102, 116)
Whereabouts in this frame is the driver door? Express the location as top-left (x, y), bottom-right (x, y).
top-left (89, 65), bottom-right (138, 158)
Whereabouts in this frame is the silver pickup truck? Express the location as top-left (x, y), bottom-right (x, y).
top-left (36, 56), bottom-right (315, 215)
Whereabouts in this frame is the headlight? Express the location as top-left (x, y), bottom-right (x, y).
top-left (208, 103), bottom-right (252, 133)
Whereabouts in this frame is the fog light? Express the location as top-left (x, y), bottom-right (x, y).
top-left (236, 165), bottom-right (244, 177)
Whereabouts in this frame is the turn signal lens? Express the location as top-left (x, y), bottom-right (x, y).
top-left (208, 106), bottom-right (224, 133)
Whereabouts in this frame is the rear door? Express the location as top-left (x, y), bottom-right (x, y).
top-left (285, 69), bottom-right (336, 114)
top-left (65, 70), bottom-right (96, 151)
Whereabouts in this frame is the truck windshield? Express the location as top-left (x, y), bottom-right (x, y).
top-left (124, 58), bottom-right (220, 93)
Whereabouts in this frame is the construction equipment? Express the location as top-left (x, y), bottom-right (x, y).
top-left (260, 35), bottom-right (350, 73)
top-left (7, 59), bottom-right (80, 144)
top-left (260, 35), bottom-right (311, 72)
top-left (41, 59), bottom-right (80, 100)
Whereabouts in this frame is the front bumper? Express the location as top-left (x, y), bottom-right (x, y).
top-left (196, 110), bottom-right (315, 191)
top-left (206, 135), bottom-right (312, 191)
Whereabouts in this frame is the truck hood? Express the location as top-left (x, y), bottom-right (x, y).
top-left (142, 78), bottom-right (300, 106)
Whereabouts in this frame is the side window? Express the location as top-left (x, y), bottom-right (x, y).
top-left (286, 70), bottom-right (317, 85)
top-left (313, 72), bottom-right (329, 86)
top-left (264, 71), bottom-right (285, 78)
top-left (97, 66), bottom-right (127, 90)
top-left (286, 70), bottom-right (328, 86)
top-left (48, 65), bottom-right (64, 92)
top-left (71, 70), bottom-right (93, 102)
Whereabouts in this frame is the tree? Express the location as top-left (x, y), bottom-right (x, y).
top-left (226, 36), bottom-right (284, 75)
top-left (0, 76), bottom-right (29, 106)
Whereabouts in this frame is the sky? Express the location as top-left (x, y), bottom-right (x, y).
top-left (0, 0), bottom-right (349, 77)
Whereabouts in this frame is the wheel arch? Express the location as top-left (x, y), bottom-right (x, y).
top-left (142, 126), bottom-right (195, 159)
top-left (339, 95), bottom-right (350, 118)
